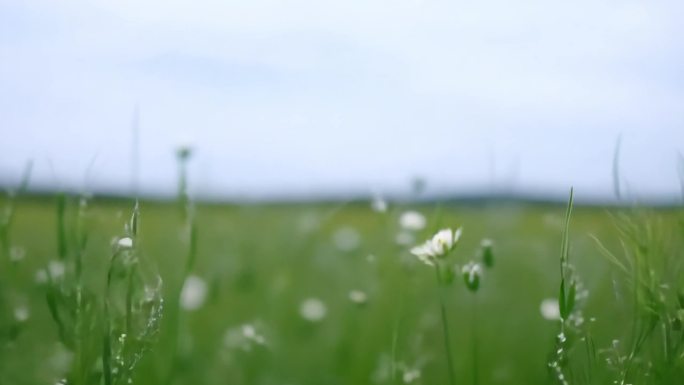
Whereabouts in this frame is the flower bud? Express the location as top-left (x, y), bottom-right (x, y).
top-left (480, 238), bottom-right (494, 268)
top-left (462, 262), bottom-right (482, 292)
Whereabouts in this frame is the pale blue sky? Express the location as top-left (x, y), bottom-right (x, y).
top-left (1, 0), bottom-right (683, 201)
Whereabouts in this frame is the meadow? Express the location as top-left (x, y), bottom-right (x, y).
top-left (1, 191), bottom-right (683, 385)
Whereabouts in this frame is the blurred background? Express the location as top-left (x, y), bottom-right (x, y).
top-left (3, 3), bottom-right (684, 385)
top-left (1, 0), bottom-right (683, 201)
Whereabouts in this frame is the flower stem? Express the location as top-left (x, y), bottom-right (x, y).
top-left (435, 265), bottom-right (456, 385)
top-left (472, 296), bottom-right (479, 385)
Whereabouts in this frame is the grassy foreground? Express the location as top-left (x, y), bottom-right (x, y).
top-left (1, 195), bottom-right (683, 385)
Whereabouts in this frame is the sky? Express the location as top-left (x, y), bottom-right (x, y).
top-left (1, 0), bottom-right (683, 202)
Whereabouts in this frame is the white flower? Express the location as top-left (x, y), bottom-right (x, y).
top-left (431, 228), bottom-right (457, 255)
top-left (399, 211), bottom-right (426, 231)
top-left (348, 290), bottom-right (368, 305)
top-left (299, 298), bottom-right (327, 322)
top-left (410, 241), bottom-right (438, 266)
top-left (48, 261), bottom-right (65, 279)
top-left (180, 275), bottom-right (208, 311)
top-left (540, 298), bottom-right (561, 320)
top-left (410, 227), bottom-right (461, 266)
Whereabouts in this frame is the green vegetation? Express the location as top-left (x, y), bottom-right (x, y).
top-left (0, 191), bottom-right (682, 385)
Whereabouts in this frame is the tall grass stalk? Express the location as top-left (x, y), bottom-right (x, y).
top-left (164, 146), bottom-right (198, 385)
top-left (471, 296), bottom-right (479, 385)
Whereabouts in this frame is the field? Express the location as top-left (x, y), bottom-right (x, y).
top-left (1, 195), bottom-right (683, 385)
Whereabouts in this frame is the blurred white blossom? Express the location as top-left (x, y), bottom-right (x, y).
top-left (399, 211), bottom-right (426, 231)
top-left (540, 298), bottom-right (560, 320)
top-left (14, 305), bottom-right (29, 322)
top-left (299, 298), bottom-right (327, 322)
top-left (348, 290), bottom-right (368, 305)
top-left (181, 275), bottom-right (208, 311)
top-left (48, 261), bottom-right (65, 279)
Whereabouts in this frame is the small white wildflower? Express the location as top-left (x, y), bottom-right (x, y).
top-left (180, 275), bottom-right (207, 311)
top-left (299, 298), bottom-right (327, 322)
top-left (399, 211), bottom-right (426, 231)
top-left (117, 237), bottom-right (133, 249)
top-left (333, 227), bottom-right (360, 251)
top-left (431, 228), bottom-right (455, 255)
top-left (348, 290), bottom-right (368, 305)
top-left (14, 305), bottom-right (29, 322)
top-left (48, 261), bottom-right (65, 279)
top-left (410, 242), bottom-right (438, 266)
top-left (410, 227), bottom-right (461, 266)
top-left (540, 298), bottom-right (560, 320)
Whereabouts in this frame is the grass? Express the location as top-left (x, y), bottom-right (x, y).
top-left (0, 193), bottom-right (682, 385)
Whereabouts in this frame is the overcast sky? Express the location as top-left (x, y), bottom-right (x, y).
top-left (1, 0), bottom-right (683, 201)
